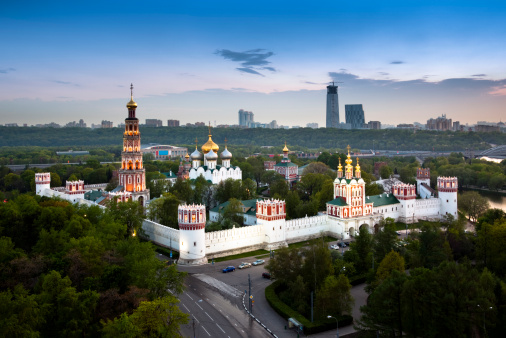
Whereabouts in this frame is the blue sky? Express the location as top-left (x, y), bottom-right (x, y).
top-left (1, 1), bottom-right (505, 127)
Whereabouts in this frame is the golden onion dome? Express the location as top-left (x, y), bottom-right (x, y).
top-left (126, 97), bottom-right (137, 109)
top-left (185, 153), bottom-right (190, 160)
top-left (202, 135), bottom-right (219, 154)
top-left (283, 142), bottom-right (289, 152)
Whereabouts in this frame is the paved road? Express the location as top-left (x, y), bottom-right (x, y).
top-left (177, 248), bottom-right (368, 338)
top-left (178, 274), bottom-right (272, 338)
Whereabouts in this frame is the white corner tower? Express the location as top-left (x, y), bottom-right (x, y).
top-left (416, 168), bottom-right (431, 197)
top-left (35, 173), bottom-right (51, 196)
top-left (256, 199), bottom-right (287, 249)
top-left (437, 177), bottom-right (458, 218)
top-left (392, 183), bottom-right (417, 223)
top-left (178, 204), bottom-right (207, 265)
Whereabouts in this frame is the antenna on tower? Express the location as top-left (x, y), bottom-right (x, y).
top-left (130, 83), bottom-right (134, 97)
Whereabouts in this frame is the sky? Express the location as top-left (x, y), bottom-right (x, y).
top-left (1, 0), bottom-right (506, 127)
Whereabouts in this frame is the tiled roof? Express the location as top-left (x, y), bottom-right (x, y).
top-left (367, 193), bottom-right (400, 207)
top-left (327, 197), bottom-right (348, 206)
top-left (210, 198), bottom-right (258, 215)
top-left (274, 162), bottom-right (298, 167)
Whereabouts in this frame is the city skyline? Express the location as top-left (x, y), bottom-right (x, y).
top-left (1, 1), bottom-right (506, 126)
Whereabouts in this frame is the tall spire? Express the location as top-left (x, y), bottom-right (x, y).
top-left (126, 83), bottom-right (138, 117)
top-left (337, 157), bottom-right (343, 178)
top-left (195, 137), bottom-right (198, 149)
top-left (355, 157), bottom-right (361, 178)
top-left (345, 145), bottom-right (353, 179)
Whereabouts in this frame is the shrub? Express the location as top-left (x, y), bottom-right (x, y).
top-left (265, 280), bottom-right (353, 335)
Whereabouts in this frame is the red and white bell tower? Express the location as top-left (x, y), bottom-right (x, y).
top-left (117, 84), bottom-right (150, 206)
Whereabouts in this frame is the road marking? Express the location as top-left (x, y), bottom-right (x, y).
top-left (241, 330), bottom-right (245, 333)
top-left (186, 293), bottom-right (194, 301)
top-left (182, 304), bottom-right (190, 312)
top-left (234, 324), bottom-right (237, 326)
top-left (213, 303), bottom-right (215, 306)
top-left (192, 315), bottom-right (199, 323)
top-left (195, 302), bottom-right (203, 310)
top-left (205, 312), bottom-right (214, 321)
top-left (216, 323), bottom-right (226, 333)
top-left (202, 326), bottom-right (211, 336)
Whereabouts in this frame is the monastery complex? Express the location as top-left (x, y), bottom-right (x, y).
top-left (35, 87), bottom-right (459, 264)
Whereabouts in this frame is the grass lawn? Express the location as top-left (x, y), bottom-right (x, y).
top-left (213, 249), bottom-right (269, 263)
top-left (287, 236), bottom-right (337, 249)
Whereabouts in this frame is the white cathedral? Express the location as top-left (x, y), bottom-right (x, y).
top-left (188, 127), bottom-right (242, 184)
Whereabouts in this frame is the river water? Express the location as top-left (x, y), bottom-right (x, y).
top-left (476, 190), bottom-right (506, 212)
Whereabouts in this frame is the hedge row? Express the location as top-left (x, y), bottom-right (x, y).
top-left (265, 280), bottom-right (353, 335)
top-left (349, 273), bottom-right (368, 286)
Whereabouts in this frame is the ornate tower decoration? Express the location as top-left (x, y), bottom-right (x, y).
top-left (274, 142), bottom-right (298, 184)
top-left (191, 138), bottom-right (203, 169)
top-left (355, 157), bottom-right (361, 179)
top-left (337, 157), bottom-right (343, 179)
top-left (344, 145), bottom-right (354, 180)
top-left (35, 173), bottom-right (51, 195)
top-left (256, 199), bottom-right (287, 249)
top-left (117, 84), bottom-right (150, 205)
top-left (178, 204), bottom-right (207, 265)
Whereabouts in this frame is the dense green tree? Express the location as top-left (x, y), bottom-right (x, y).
top-left (315, 274), bottom-right (353, 319)
top-left (344, 226), bottom-right (373, 274)
top-left (0, 285), bottom-right (44, 337)
top-left (147, 193), bottom-right (180, 229)
top-left (107, 199), bottom-right (145, 236)
top-left (266, 246), bottom-right (303, 285)
top-left (458, 191), bottom-right (490, 222)
top-left (302, 239), bottom-right (334, 292)
top-left (373, 218), bottom-right (398, 263)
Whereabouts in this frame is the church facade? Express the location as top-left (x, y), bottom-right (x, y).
top-left (188, 130), bottom-right (242, 184)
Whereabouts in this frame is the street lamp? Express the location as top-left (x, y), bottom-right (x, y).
top-left (477, 304), bottom-right (493, 337)
top-left (327, 315), bottom-right (339, 338)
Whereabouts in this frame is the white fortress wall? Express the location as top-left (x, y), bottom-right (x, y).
top-left (142, 219), bottom-right (180, 250)
top-left (40, 188), bottom-right (103, 207)
top-left (285, 215), bottom-right (328, 241)
top-left (205, 224), bottom-right (265, 255)
top-left (415, 198), bottom-right (440, 219)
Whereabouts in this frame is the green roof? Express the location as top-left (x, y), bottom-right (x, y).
top-left (84, 190), bottom-right (103, 202)
top-left (210, 199), bottom-right (258, 215)
top-left (327, 197), bottom-right (348, 206)
top-left (367, 194), bottom-right (400, 207)
top-left (161, 172), bottom-right (177, 178)
top-left (274, 162), bottom-right (298, 167)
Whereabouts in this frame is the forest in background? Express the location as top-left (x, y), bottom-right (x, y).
top-left (1, 126), bottom-right (505, 151)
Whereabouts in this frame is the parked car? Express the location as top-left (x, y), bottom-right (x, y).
top-left (396, 231), bottom-right (402, 236)
top-left (330, 244), bottom-right (339, 250)
top-left (238, 262), bottom-right (251, 269)
top-left (262, 272), bottom-right (272, 279)
top-left (222, 266), bottom-right (235, 273)
top-left (344, 241), bottom-right (350, 246)
top-left (339, 242), bottom-right (347, 248)
top-left (252, 259), bottom-right (265, 266)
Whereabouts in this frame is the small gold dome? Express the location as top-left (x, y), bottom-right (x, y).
top-left (283, 142), bottom-right (289, 152)
top-left (126, 96), bottom-right (137, 109)
top-left (202, 135), bottom-right (219, 154)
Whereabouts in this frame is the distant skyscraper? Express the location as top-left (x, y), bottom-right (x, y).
top-left (345, 104), bottom-right (365, 129)
top-left (238, 109), bottom-right (254, 127)
top-left (326, 83), bottom-right (339, 128)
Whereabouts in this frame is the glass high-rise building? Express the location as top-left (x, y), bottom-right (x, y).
top-left (345, 104), bottom-right (365, 129)
top-left (326, 83), bottom-right (339, 128)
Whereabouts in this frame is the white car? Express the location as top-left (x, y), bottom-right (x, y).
top-left (238, 262), bottom-right (252, 269)
top-left (330, 244), bottom-right (339, 250)
top-left (252, 259), bottom-right (265, 266)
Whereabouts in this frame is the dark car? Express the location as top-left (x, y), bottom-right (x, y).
top-left (222, 266), bottom-right (235, 273)
top-left (262, 272), bottom-right (272, 279)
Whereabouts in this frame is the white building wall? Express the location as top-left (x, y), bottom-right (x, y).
top-left (205, 224), bottom-right (265, 255)
top-left (285, 215), bottom-right (328, 241)
top-left (439, 191), bottom-right (458, 218)
top-left (419, 184), bottom-right (433, 199)
top-left (142, 219), bottom-right (180, 250)
top-left (414, 198), bottom-right (440, 220)
top-left (372, 204), bottom-right (400, 221)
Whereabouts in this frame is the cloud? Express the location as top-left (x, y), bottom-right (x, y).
top-left (390, 61), bottom-right (405, 64)
top-left (378, 72), bottom-right (390, 76)
top-left (0, 67), bottom-right (15, 74)
top-left (236, 67), bottom-right (264, 76)
top-left (472, 74), bottom-right (486, 77)
top-left (215, 48), bottom-right (276, 76)
top-left (328, 70), bottom-right (506, 96)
